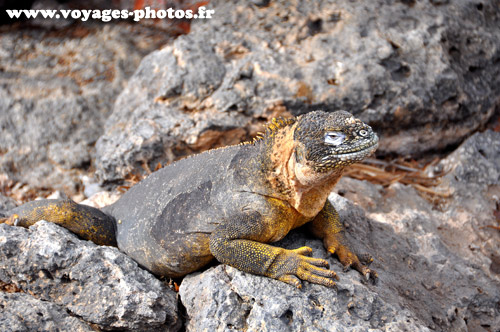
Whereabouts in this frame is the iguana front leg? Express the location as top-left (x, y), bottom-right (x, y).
top-left (308, 200), bottom-right (377, 281)
top-left (209, 210), bottom-right (338, 288)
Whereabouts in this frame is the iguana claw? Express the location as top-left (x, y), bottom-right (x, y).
top-left (328, 240), bottom-right (377, 284)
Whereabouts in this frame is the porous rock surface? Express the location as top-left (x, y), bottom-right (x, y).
top-left (0, 221), bottom-right (180, 331)
top-left (0, 194), bottom-right (16, 217)
top-left (95, 0), bottom-right (500, 183)
top-left (0, 21), bottom-right (171, 194)
top-left (178, 130), bottom-right (500, 331)
top-left (0, 292), bottom-right (95, 332)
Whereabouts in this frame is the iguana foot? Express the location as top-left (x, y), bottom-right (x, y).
top-left (327, 241), bottom-right (377, 283)
top-left (271, 246), bottom-right (339, 289)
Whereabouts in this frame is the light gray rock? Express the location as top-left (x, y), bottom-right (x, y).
top-left (0, 292), bottom-right (94, 332)
top-left (435, 130), bottom-right (500, 287)
top-left (0, 194), bottom-right (17, 217)
top-left (0, 21), bottom-right (172, 195)
top-left (179, 130), bottom-right (500, 331)
top-left (0, 221), bottom-right (180, 331)
top-left (95, 0), bottom-right (500, 183)
top-left (438, 129), bottom-right (500, 189)
top-left (180, 264), bottom-right (428, 332)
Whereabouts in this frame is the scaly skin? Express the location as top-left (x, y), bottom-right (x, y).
top-left (1, 110), bottom-right (378, 288)
top-left (3, 199), bottom-right (116, 246)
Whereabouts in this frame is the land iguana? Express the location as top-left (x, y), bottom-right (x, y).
top-left (1, 110), bottom-right (378, 288)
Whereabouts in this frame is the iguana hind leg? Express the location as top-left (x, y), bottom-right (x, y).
top-left (1, 199), bottom-right (117, 246)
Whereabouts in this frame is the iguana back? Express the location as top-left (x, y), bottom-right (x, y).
top-left (104, 143), bottom-right (263, 276)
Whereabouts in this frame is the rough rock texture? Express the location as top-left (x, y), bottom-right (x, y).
top-left (95, 0), bottom-right (500, 183)
top-left (0, 292), bottom-right (94, 332)
top-left (179, 130), bottom-right (500, 331)
top-left (0, 22), bottom-right (171, 194)
top-left (0, 221), bottom-right (180, 331)
top-left (0, 194), bottom-right (16, 217)
top-left (180, 264), bottom-right (427, 332)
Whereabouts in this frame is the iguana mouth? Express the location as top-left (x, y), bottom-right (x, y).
top-left (329, 136), bottom-right (379, 158)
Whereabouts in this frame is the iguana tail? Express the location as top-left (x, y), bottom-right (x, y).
top-left (1, 199), bottom-right (117, 246)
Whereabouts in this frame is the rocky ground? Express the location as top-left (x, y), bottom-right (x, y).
top-left (0, 18), bottom-right (173, 197)
top-left (1, 0), bottom-right (500, 331)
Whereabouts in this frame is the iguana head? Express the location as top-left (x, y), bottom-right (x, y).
top-left (293, 110), bottom-right (378, 173)
top-left (254, 110), bottom-right (378, 215)
top-left (248, 110), bottom-right (378, 214)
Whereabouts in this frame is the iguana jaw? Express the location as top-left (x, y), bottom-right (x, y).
top-left (286, 138), bottom-right (378, 217)
top-left (285, 151), bottom-right (345, 217)
top-left (318, 135), bottom-right (378, 166)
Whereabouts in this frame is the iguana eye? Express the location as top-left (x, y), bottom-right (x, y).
top-left (359, 130), bottom-right (368, 137)
top-left (324, 131), bottom-right (345, 146)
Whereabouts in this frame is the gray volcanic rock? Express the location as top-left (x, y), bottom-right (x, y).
top-left (179, 131), bottom-right (500, 331)
top-left (180, 264), bottom-right (428, 332)
top-left (0, 221), bottom-right (180, 331)
top-left (438, 129), bottom-right (500, 191)
top-left (0, 22), bottom-right (171, 194)
top-left (0, 292), bottom-right (94, 332)
top-left (0, 194), bottom-right (17, 217)
top-left (95, 0), bottom-right (500, 183)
